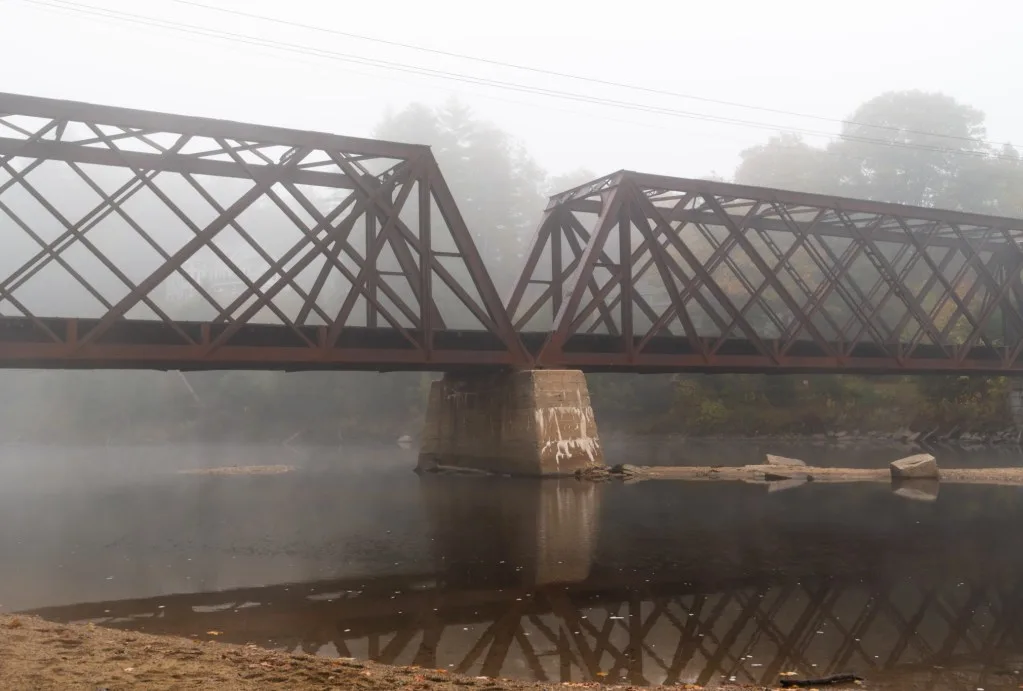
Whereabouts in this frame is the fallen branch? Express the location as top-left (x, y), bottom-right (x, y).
top-left (779, 673), bottom-right (863, 687)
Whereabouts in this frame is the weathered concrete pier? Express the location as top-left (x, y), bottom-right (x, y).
top-left (418, 369), bottom-right (602, 476)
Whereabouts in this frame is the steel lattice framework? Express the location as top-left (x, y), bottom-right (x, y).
top-left (0, 92), bottom-right (526, 370)
top-left (6, 92), bottom-right (1023, 374)
top-left (510, 171), bottom-right (1023, 373)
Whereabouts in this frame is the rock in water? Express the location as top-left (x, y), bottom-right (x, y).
top-left (890, 453), bottom-right (938, 479)
top-left (892, 478), bottom-right (939, 502)
top-left (766, 454), bottom-right (807, 467)
top-left (768, 477), bottom-right (810, 493)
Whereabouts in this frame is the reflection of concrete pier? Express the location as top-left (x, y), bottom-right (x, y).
top-left (419, 476), bottom-right (601, 586)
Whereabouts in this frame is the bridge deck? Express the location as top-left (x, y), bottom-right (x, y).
top-left (0, 315), bottom-right (1016, 373)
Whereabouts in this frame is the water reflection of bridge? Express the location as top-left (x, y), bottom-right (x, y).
top-left (24, 478), bottom-right (1023, 690)
top-left (28, 570), bottom-right (1023, 689)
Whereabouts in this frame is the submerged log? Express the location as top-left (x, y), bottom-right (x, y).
top-left (779, 673), bottom-right (864, 687)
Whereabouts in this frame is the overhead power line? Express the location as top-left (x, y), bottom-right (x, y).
top-left (3, 1), bottom-right (865, 171)
top-left (160, 0), bottom-right (1014, 151)
top-left (12, 0), bottom-right (1022, 164)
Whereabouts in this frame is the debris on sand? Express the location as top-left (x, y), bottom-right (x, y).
top-left (575, 464), bottom-right (644, 482)
top-left (575, 465), bottom-right (614, 481)
top-left (609, 463), bottom-right (642, 477)
top-left (0, 615), bottom-right (759, 690)
top-left (779, 672), bottom-right (864, 687)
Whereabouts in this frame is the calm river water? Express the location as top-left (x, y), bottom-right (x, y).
top-left (2, 440), bottom-right (1023, 689)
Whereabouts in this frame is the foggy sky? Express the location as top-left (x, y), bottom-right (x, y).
top-left (5, 0), bottom-right (1022, 183)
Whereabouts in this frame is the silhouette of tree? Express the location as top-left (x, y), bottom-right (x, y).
top-left (736, 90), bottom-right (1020, 214)
top-left (376, 98), bottom-right (547, 295)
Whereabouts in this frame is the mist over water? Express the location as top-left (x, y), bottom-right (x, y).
top-left (0, 444), bottom-right (427, 610)
top-left (3, 441), bottom-right (1023, 689)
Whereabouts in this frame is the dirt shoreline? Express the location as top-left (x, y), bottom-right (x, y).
top-left (0, 615), bottom-right (766, 691)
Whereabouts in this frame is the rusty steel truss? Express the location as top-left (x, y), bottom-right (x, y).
top-left (0, 92), bottom-right (527, 370)
top-left (510, 171), bottom-right (1023, 373)
top-left (5, 92), bottom-right (1023, 374)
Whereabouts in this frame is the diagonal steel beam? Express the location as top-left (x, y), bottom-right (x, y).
top-left (76, 161), bottom-right (307, 348)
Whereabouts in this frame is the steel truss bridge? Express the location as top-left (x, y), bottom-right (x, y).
top-left (3, 92), bottom-right (1023, 374)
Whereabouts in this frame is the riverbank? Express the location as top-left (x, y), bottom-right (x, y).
top-left (596, 463), bottom-right (1023, 486)
top-left (0, 615), bottom-right (766, 691)
top-left (601, 429), bottom-right (1023, 450)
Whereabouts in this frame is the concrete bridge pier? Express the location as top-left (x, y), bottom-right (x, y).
top-left (417, 369), bottom-right (603, 476)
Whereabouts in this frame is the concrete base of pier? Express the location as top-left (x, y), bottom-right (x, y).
top-left (417, 369), bottom-right (603, 476)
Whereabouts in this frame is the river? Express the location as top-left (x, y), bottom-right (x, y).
top-left (1, 441), bottom-right (1022, 689)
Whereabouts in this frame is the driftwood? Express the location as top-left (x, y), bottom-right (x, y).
top-left (779, 673), bottom-right (863, 687)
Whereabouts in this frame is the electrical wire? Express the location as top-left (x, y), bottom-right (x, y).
top-left (6, 0), bottom-right (879, 172)
top-left (11, 0), bottom-right (1020, 163)
top-left (159, 0), bottom-right (1016, 151)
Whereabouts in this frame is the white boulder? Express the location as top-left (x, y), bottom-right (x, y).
top-left (766, 454), bottom-right (807, 467)
top-left (890, 453), bottom-right (938, 480)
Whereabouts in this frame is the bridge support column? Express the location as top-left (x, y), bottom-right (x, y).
top-left (417, 369), bottom-right (603, 476)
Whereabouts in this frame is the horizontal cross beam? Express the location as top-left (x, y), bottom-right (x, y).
top-left (0, 91), bottom-right (426, 160)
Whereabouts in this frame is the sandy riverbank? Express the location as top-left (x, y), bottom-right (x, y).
top-left (0, 615), bottom-right (766, 691)
top-left (613, 463), bottom-right (1023, 486)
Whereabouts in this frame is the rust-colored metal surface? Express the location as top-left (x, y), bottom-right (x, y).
top-left (0, 92), bottom-right (526, 370)
top-left (510, 171), bottom-right (1023, 373)
top-left (5, 92), bottom-right (1023, 374)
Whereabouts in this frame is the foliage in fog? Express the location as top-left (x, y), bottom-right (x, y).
top-left (375, 98), bottom-right (547, 294)
top-left (736, 91), bottom-right (1023, 214)
top-left (676, 90), bottom-right (1022, 436)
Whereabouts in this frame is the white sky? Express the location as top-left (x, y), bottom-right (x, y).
top-left (4, 0), bottom-right (1023, 183)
